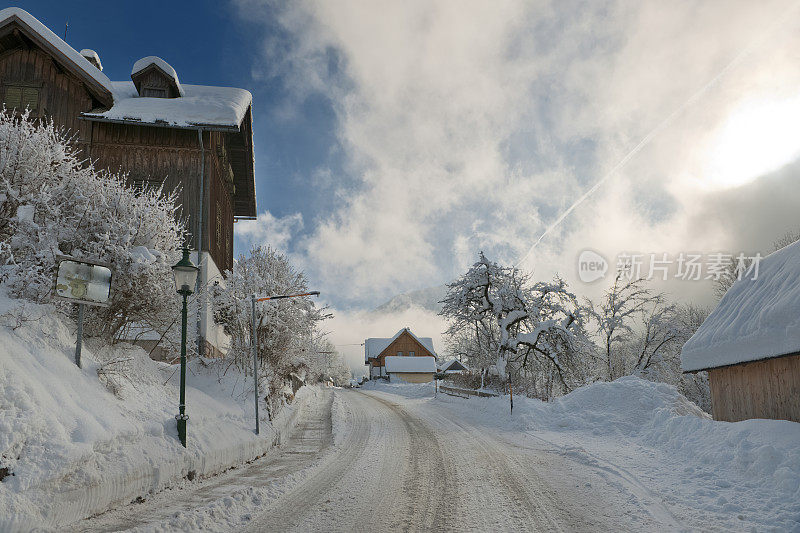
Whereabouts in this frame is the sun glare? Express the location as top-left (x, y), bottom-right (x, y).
top-left (703, 96), bottom-right (800, 189)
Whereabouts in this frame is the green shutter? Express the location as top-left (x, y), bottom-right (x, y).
top-left (4, 86), bottom-right (22, 110)
top-left (22, 88), bottom-right (38, 111)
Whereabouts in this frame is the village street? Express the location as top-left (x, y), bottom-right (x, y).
top-left (81, 386), bottom-right (689, 532)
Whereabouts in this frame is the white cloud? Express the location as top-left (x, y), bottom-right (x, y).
top-left (235, 210), bottom-right (303, 253)
top-left (236, 0), bottom-right (800, 311)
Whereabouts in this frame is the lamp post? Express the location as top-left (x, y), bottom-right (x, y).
top-left (172, 247), bottom-right (199, 448)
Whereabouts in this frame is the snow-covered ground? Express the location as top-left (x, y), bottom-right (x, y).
top-left (0, 292), bottom-right (315, 531)
top-left (4, 292), bottom-right (798, 533)
top-left (375, 378), bottom-right (800, 531)
top-left (94, 378), bottom-right (798, 531)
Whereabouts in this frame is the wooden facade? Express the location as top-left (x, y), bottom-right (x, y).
top-left (368, 330), bottom-right (435, 369)
top-left (707, 353), bottom-right (800, 423)
top-left (0, 14), bottom-right (255, 275)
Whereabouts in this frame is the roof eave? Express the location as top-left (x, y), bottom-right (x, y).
top-left (682, 349), bottom-right (800, 374)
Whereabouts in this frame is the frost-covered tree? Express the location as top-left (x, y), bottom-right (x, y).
top-left (585, 274), bottom-right (654, 381)
top-left (0, 110), bottom-right (186, 343)
top-left (441, 253), bottom-right (587, 397)
top-left (211, 246), bottom-right (329, 405)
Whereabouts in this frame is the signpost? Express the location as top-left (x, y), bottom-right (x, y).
top-left (54, 257), bottom-right (112, 368)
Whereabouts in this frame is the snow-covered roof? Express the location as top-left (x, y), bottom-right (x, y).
top-left (384, 356), bottom-right (437, 374)
top-left (681, 240), bottom-right (800, 372)
top-left (364, 328), bottom-right (437, 363)
top-left (438, 358), bottom-right (467, 372)
top-left (131, 56), bottom-right (185, 97)
top-left (82, 81), bottom-right (252, 130)
top-left (79, 49), bottom-right (102, 71)
top-left (0, 8), bottom-right (113, 103)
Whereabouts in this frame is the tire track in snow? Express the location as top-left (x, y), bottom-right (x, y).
top-left (363, 393), bottom-right (459, 532)
top-left (243, 390), bottom-right (374, 532)
top-left (411, 400), bottom-right (566, 532)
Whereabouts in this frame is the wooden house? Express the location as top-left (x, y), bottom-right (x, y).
top-left (0, 8), bottom-right (257, 357)
top-left (681, 240), bottom-right (800, 422)
top-left (365, 328), bottom-right (437, 381)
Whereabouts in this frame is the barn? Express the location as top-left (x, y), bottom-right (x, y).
top-left (0, 8), bottom-right (257, 358)
top-left (365, 328), bottom-right (437, 380)
top-left (384, 355), bottom-right (437, 384)
top-left (681, 240), bottom-right (800, 422)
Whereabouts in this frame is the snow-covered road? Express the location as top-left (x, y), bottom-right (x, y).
top-left (80, 385), bottom-right (690, 532)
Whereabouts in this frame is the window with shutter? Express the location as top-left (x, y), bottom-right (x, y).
top-left (4, 86), bottom-right (39, 112)
top-left (4, 87), bottom-right (21, 109)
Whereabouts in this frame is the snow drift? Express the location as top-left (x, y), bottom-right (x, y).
top-left (0, 292), bottom-right (314, 530)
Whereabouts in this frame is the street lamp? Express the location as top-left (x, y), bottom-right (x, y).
top-left (172, 247), bottom-right (199, 448)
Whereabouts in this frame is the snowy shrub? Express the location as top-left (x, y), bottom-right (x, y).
top-left (0, 110), bottom-right (186, 342)
top-left (212, 245), bottom-right (330, 407)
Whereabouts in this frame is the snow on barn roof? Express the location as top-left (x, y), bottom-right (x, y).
top-left (364, 328), bottom-right (437, 363)
top-left (82, 81), bottom-right (252, 131)
top-left (131, 56), bottom-right (185, 97)
top-left (384, 356), bottom-right (437, 374)
top-left (0, 8), bottom-right (114, 102)
top-left (681, 240), bottom-right (800, 372)
top-left (438, 358), bottom-right (467, 372)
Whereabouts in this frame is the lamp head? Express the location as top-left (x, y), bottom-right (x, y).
top-left (172, 247), bottom-right (199, 296)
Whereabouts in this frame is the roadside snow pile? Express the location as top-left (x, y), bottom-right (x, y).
top-left (0, 292), bottom-right (313, 530)
top-left (435, 377), bottom-right (800, 531)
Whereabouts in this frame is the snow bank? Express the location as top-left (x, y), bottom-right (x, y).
top-left (682, 240), bottom-right (800, 371)
top-left (0, 292), bottom-right (314, 530)
top-left (431, 377), bottom-right (800, 531)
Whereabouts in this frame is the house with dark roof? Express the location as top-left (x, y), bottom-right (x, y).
top-left (0, 7), bottom-right (256, 357)
top-left (681, 240), bottom-right (800, 422)
top-left (365, 328), bottom-right (438, 382)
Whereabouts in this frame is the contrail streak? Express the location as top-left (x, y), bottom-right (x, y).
top-left (515, 2), bottom-right (800, 268)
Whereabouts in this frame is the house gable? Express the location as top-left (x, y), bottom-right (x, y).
top-left (0, 8), bottom-right (113, 108)
top-left (378, 330), bottom-right (434, 359)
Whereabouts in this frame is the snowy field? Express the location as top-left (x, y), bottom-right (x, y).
top-left (0, 292), bottom-right (316, 531)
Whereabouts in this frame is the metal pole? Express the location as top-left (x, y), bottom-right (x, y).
top-left (177, 293), bottom-right (188, 447)
top-left (75, 303), bottom-right (84, 368)
top-left (251, 294), bottom-right (260, 435)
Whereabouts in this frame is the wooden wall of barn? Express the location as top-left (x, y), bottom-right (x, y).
top-left (0, 45), bottom-right (236, 274)
top-left (89, 124), bottom-right (234, 272)
top-left (0, 47), bottom-right (94, 140)
top-left (708, 353), bottom-right (800, 423)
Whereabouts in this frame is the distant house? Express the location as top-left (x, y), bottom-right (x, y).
top-left (365, 328), bottom-right (437, 380)
top-left (0, 8), bottom-right (257, 358)
top-left (438, 359), bottom-right (467, 374)
top-left (681, 240), bottom-right (800, 423)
